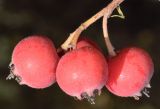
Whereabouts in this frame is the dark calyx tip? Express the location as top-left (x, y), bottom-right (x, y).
top-left (6, 63), bottom-right (22, 83)
top-left (6, 73), bottom-right (15, 80)
top-left (81, 92), bottom-right (95, 104)
top-left (73, 96), bottom-right (79, 101)
top-left (6, 63), bottom-right (15, 80)
top-left (80, 89), bottom-right (100, 104)
top-left (93, 89), bottom-right (99, 96)
top-left (142, 88), bottom-right (150, 98)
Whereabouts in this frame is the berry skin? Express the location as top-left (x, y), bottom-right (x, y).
top-left (56, 46), bottom-right (108, 104)
top-left (7, 35), bottom-right (59, 89)
top-left (77, 38), bottom-right (100, 50)
top-left (106, 47), bottom-right (154, 99)
top-left (57, 38), bottom-right (100, 58)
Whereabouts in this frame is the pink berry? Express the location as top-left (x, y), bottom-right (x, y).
top-left (77, 38), bottom-right (100, 50)
top-left (57, 38), bottom-right (100, 58)
top-left (56, 46), bottom-right (108, 104)
top-left (7, 35), bottom-right (59, 89)
top-left (106, 47), bottom-right (154, 99)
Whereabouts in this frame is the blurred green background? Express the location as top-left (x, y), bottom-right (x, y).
top-left (0, 0), bottom-right (160, 109)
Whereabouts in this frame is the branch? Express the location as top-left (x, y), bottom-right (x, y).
top-left (102, 13), bottom-right (116, 57)
top-left (103, 5), bottom-right (125, 57)
top-left (61, 0), bottom-right (125, 51)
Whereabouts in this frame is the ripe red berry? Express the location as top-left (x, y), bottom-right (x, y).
top-left (57, 38), bottom-right (100, 58)
top-left (77, 38), bottom-right (100, 50)
top-left (7, 35), bottom-right (59, 89)
top-left (106, 47), bottom-right (154, 99)
top-left (56, 46), bottom-right (108, 104)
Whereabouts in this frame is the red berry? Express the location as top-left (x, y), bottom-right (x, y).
top-left (7, 35), bottom-right (59, 89)
top-left (77, 38), bottom-right (100, 50)
top-left (56, 46), bottom-right (108, 104)
top-left (57, 38), bottom-right (100, 58)
top-left (106, 47), bottom-right (154, 99)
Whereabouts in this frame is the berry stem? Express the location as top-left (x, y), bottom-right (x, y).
top-left (61, 0), bottom-right (125, 51)
top-left (102, 6), bottom-right (125, 57)
top-left (102, 14), bottom-right (116, 57)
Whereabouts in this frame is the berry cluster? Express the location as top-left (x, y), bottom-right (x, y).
top-left (5, 0), bottom-right (154, 104)
top-left (7, 35), bottom-right (154, 104)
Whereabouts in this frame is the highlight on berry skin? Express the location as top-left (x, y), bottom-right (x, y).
top-left (6, 35), bottom-right (59, 89)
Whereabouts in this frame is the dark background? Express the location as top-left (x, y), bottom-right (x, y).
top-left (0, 0), bottom-right (160, 109)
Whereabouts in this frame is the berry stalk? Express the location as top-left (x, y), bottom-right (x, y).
top-left (102, 14), bottom-right (116, 57)
top-left (61, 0), bottom-right (125, 51)
top-left (102, 6), bottom-right (125, 57)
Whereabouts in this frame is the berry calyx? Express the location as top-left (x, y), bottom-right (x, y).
top-left (56, 46), bottom-right (108, 104)
top-left (106, 47), bottom-right (154, 99)
top-left (7, 35), bottom-right (59, 89)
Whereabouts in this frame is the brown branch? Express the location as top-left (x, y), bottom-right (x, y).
top-left (102, 14), bottom-right (116, 57)
top-left (61, 0), bottom-right (125, 51)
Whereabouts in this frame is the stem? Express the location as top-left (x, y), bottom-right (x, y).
top-left (61, 0), bottom-right (124, 51)
top-left (102, 14), bottom-right (116, 57)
